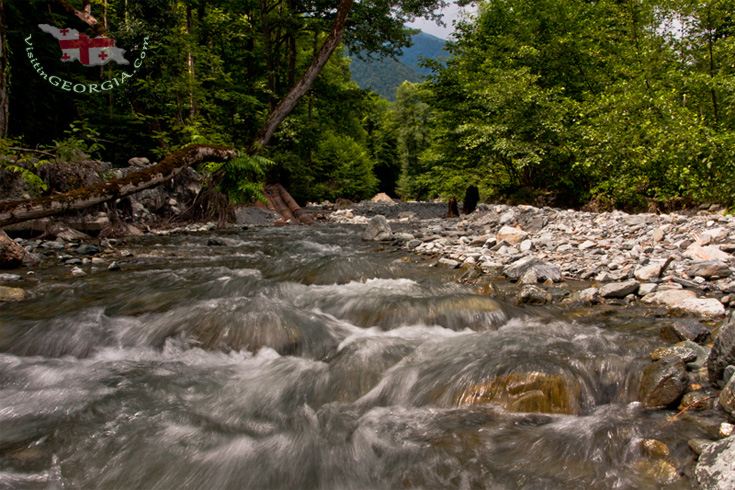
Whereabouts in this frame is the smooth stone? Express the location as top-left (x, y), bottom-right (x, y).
top-left (641, 289), bottom-right (698, 306)
top-left (675, 298), bottom-right (726, 317)
top-left (720, 375), bottom-right (735, 420)
top-left (496, 225), bottom-right (528, 245)
top-left (684, 245), bottom-right (730, 261)
top-left (0, 273), bottom-right (21, 282)
top-left (108, 261), bottom-right (121, 271)
top-left (437, 258), bottom-right (460, 269)
top-left (70, 267), bottom-right (86, 277)
top-left (599, 279), bottom-right (640, 299)
top-left (634, 263), bottom-right (664, 282)
top-left (680, 390), bottom-right (717, 411)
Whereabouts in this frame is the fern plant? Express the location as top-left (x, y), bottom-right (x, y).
top-left (204, 152), bottom-right (274, 205)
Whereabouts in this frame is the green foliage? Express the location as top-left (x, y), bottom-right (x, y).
top-left (311, 131), bottom-right (378, 201)
top-left (204, 152), bottom-right (274, 205)
top-left (0, 138), bottom-right (49, 195)
top-left (416, 0), bottom-right (735, 210)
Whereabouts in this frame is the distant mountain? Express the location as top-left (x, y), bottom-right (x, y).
top-left (349, 31), bottom-right (447, 100)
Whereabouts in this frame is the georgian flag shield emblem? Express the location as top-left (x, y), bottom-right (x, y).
top-left (39, 24), bottom-right (130, 66)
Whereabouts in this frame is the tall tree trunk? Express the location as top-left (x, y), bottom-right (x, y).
top-left (0, 145), bottom-right (236, 227)
top-left (0, 0), bottom-right (9, 139)
top-left (248, 0), bottom-right (354, 154)
top-left (186, 5), bottom-right (198, 120)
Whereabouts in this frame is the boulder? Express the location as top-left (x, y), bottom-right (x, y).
top-left (599, 280), bottom-right (640, 299)
top-left (720, 374), bottom-right (735, 419)
top-left (660, 320), bottom-right (712, 343)
top-left (688, 260), bottom-right (731, 280)
top-left (708, 316), bottom-right (735, 386)
top-left (638, 355), bottom-right (688, 408)
top-left (362, 215), bottom-right (392, 241)
top-left (695, 436), bottom-right (735, 490)
top-left (370, 193), bottom-right (395, 204)
top-left (634, 263), bottom-right (664, 282)
top-left (641, 289), bottom-right (697, 307)
top-left (674, 298), bottom-right (726, 317)
top-left (503, 256), bottom-right (561, 283)
top-left (684, 245), bottom-right (731, 261)
top-left (496, 225), bottom-right (528, 245)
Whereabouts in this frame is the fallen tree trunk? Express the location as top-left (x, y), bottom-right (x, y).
top-left (264, 184), bottom-right (297, 223)
top-left (274, 184), bottom-right (313, 225)
top-left (0, 144), bottom-right (237, 228)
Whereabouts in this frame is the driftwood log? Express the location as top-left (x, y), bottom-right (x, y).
top-left (264, 184), bottom-right (313, 225)
top-left (0, 144), bottom-right (237, 228)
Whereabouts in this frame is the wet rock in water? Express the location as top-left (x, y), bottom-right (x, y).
top-left (639, 439), bottom-right (671, 459)
top-left (689, 260), bottom-right (731, 280)
top-left (108, 261), bottom-right (121, 271)
top-left (362, 215), bottom-right (392, 241)
top-left (455, 372), bottom-right (582, 415)
top-left (660, 320), bottom-right (712, 344)
top-left (437, 258), bottom-right (460, 269)
top-left (694, 436), bottom-right (735, 489)
top-left (689, 438), bottom-right (714, 456)
top-left (638, 355), bottom-right (688, 408)
top-left (634, 459), bottom-right (680, 485)
top-left (76, 244), bottom-right (101, 255)
top-left (503, 256), bottom-right (561, 283)
top-left (709, 316), bottom-right (735, 387)
top-left (0, 286), bottom-right (26, 302)
top-left (70, 267), bottom-right (86, 277)
top-left (207, 237), bottom-right (229, 246)
top-left (562, 287), bottom-right (601, 306)
top-left (651, 342), bottom-right (699, 363)
top-left (0, 273), bottom-right (21, 282)
top-left (515, 285), bottom-right (553, 306)
top-left (599, 279), bottom-right (640, 299)
top-left (680, 390), bottom-right (717, 411)
top-left (326, 336), bottom-right (415, 403)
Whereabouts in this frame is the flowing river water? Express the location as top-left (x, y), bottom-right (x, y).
top-left (0, 224), bottom-right (722, 489)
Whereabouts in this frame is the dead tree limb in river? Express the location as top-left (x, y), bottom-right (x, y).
top-left (0, 144), bottom-right (237, 228)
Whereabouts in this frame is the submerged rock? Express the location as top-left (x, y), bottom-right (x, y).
top-left (454, 372), bottom-right (582, 415)
top-left (0, 286), bottom-right (26, 302)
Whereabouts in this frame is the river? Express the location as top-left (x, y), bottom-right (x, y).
top-left (0, 224), bottom-right (719, 489)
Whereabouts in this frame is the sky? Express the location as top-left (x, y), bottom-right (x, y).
top-left (406, 2), bottom-right (477, 40)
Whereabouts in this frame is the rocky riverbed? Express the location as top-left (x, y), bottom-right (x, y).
top-left (322, 200), bottom-right (735, 488)
top-left (6, 199), bottom-right (735, 487)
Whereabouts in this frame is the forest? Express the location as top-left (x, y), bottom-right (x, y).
top-left (1, 0), bottom-right (735, 213)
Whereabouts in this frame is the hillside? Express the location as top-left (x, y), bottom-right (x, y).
top-left (349, 31), bottom-right (447, 100)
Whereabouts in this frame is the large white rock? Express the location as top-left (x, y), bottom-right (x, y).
top-left (676, 298), bottom-right (726, 317)
top-left (641, 289), bottom-right (698, 306)
top-left (496, 225), bottom-right (528, 245)
top-left (684, 245), bottom-right (731, 261)
top-left (362, 215), bottom-right (392, 241)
